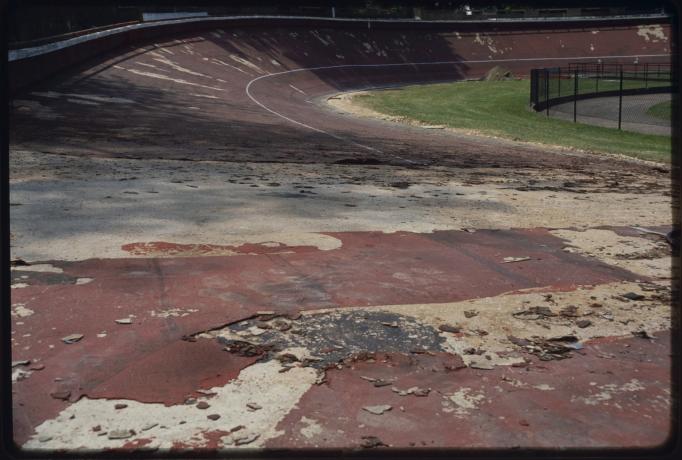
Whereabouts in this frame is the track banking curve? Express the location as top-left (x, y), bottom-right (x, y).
top-left (10, 17), bottom-right (672, 170)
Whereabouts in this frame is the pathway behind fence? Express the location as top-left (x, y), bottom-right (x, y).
top-left (530, 62), bottom-right (674, 134)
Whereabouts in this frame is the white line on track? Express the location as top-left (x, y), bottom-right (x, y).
top-left (245, 53), bottom-right (669, 160)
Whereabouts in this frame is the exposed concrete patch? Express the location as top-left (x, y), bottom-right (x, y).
top-left (10, 151), bottom-right (669, 262)
top-left (367, 280), bottom-right (670, 366)
top-left (11, 304), bottom-right (34, 318)
top-left (443, 388), bottom-right (486, 416)
top-left (550, 228), bottom-right (671, 279)
top-left (13, 264), bottom-right (63, 273)
top-left (23, 361), bottom-right (316, 451)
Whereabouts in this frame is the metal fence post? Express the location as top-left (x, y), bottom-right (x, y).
top-left (618, 68), bottom-right (623, 130)
top-left (573, 69), bottom-right (578, 123)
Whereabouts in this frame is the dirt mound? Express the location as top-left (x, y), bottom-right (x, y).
top-left (483, 66), bottom-right (514, 81)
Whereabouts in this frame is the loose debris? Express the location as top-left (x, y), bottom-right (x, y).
top-left (508, 334), bottom-right (582, 360)
top-left (361, 436), bottom-right (388, 448)
top-left (622, 292), bottom-right (645, 301)
top-left (438, 324), bottom-right (461, 333)
top-left (392, 386), bottom-right (430, 396)
top-left (108, 429), bottom-right (133, 440)
top-left (502, 256), bottom-right (532, 263)
top-left (246, 403), bottom-right (262, 411)
top-left (61, 334), bottom-right (84, 344)
top-left (115, 318), bottom-right (133, 325)
top-left (362, 405), bottom-right (392, 415)
top-left (233, 434), bottom-right (259, 446)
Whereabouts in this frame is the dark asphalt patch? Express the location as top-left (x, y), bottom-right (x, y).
top-left (218, 310), bottom-right (448, 368)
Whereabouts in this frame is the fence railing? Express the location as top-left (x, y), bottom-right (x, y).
top-left (530, 62), bottom-right (674, 132)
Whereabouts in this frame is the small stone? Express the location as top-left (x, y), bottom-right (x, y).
top-left (519, 419), bottom-right (530, 427)
top-left (372, 379), bottom-right (392, 387)
top-left (464, 310), bottom-right (478, 318)
top-left (438, 324), bottom-right (460, 333)
top-left (92, 425), bottom-right (101, 432)
top-left (114, 403), bottom-right (127, 410)
top-left (108, 429), bottom-right (133, 440)
top-left (622, 292), bottom-right (645, 301)
top-left (50, 390), bottom-right (71, 400)
top-left (362, 404), bottom-right (392, 415)
top-left (61, 334), bottom-right (83, 344)
top-left (246, 402), bottom-right (262, 411)
top-left (234, 434), bottom-right (259, 446)
top-left (361, 436), bottom-right (387, 448)
top-left (576, 319), bottom-right (592, 328)
top-left (502, 256), bottom-right (531, 263)
top-left (559, 305), bottom-right (579, 317)
top-left (469, 361), bottom-right (494, 370)
top-left (196, 401), bottom-right (210, 410)
top-left (38, 435), bottom-right (52, 443)
top-left (207, 414), bottom-right (221, 421)
top-left (115, 318), bottom-right (133, 324)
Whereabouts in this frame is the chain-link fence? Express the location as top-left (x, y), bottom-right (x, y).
top-left (530, 63), bottom-right (674, 134)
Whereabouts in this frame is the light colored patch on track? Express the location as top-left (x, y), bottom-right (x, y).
top-left (443, 388), bottom-right (486, 416)
top-left (121, 67), bottom-right (225, 91)
top-left (11, 304), bottom-right (34, 318)
top-left (10, 151), bottom-right (670, 261)
top-left (369, 280), bottom-right (670, 367)
top-left (550, 228), bottom-right (671, 279)
top-left (23, 361), bottom-right (317, 451)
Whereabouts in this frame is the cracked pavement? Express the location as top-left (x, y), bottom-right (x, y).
top-left (9, 18), bottom-right (676, 452)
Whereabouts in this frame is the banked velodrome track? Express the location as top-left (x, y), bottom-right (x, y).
top-left (9, 17), bottom-right (676, 451)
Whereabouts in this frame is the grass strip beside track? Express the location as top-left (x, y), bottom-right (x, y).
top-left (354, 80), bottom-right (671, 163)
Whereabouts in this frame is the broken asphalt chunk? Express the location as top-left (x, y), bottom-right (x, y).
top-left (438, 324), bottom-right (460, 333)
top-left (559, 305), bottom-right (580, 317)
top-left (576, 319), bottom-right (592, 328)
top-left (622, 292), bottom-right (645, 301)
top-left (632, 330), bottom-right (656, 339)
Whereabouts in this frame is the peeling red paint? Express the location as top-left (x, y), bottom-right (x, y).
top-left (268, 331), bottom-right (671, 449)
top-left (9, 227), bottom-right (662, 445)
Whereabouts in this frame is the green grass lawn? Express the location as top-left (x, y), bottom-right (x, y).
top-left (647, 100), bottom-right (672, 120)
top-left (354, 80), bottom-right (671, 163)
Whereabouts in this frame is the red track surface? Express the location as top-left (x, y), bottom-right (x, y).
top-left (9, 17), bottom-right (673, 451)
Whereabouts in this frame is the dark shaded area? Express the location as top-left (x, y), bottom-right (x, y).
top-left (219, 310), bottom-right (448, 368)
